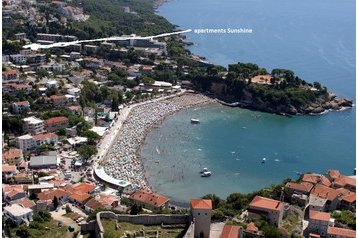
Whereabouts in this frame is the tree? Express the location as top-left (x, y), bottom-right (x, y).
top-left (77, 145), bottom-right (98, 161)
top-left (65, 205), bottom-right (72, 214)
top-left (33, 211), bottom-right (51, 223)
top-left (130, 204), bottom-right (142, 215)
top-left (81, 130), bottom-right (101, 143)
top-left (53, 196), bottom-right (59, 209)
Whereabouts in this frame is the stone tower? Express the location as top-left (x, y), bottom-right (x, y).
top-left (190, 199), bottom-right (212, 238)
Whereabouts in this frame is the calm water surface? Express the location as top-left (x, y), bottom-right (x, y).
top-left (140, 0), bottom-right (356, 203)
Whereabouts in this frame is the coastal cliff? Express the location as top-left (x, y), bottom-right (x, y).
top-left (188, 64), bottom-right (353, 115)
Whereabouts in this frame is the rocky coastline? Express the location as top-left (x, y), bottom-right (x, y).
top-left (215, 92), bottom-right (353, 116)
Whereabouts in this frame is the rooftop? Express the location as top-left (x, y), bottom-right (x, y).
top-left (131, 190), bottom-right (170, 208)
top-left (310, 184), bottom-right (341, 201)
top-left (3, 148), bottom-right (23, 160)
top-left (45, 116), bottom-right (68, 125)
top-left (24, 116), bottom-right (44, 124)
top-left (72, 182), bottom-right (96, 194)
top-left (249, 196), bottom-right (284, 211)
top-left (85, 198), bottom-right (104, 210)
top-left (3, 164), bottom-right (17, 172)
top-left (4, 204), bottom-right (32, 216)
top-left (327, 227), bottom-right (356, 238)
top-left (309, 210), bottom-right (330, 221)
top-left (220, 225), bottom-right (241, 238)
top-left (246, 222), bottom-right (259, 232)
top-left (190, 199), bottom-right (212, 210)
top-left (303, 174), bottom-right (331, 187)
top-left (69, 192), bottom-right (91, 202)
top-left (30, 155), bottom-right (58, 167)
top-left (13, 101), bottom-right (30, 106)
top-left (285, 181), bottom-right (314, 193)
top-left (33, 133), bottom-right (58, 141)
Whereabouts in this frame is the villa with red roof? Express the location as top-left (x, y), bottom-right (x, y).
top-left (130, 190), bottom-right (170, 210)
top-left (44, 116), bottom-right (69, 132)
top-left (247, 196), bottom-right (285, 227)
top-left (308, 210), bottom-right (333, 237)
top-left (33, 133), bottom-right (59, 146)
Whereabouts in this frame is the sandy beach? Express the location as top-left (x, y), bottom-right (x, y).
top-left (100, 92), bottom-right (216, 192)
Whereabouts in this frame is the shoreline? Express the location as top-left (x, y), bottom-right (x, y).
top-left (100, 91), bottom-right (217, 193)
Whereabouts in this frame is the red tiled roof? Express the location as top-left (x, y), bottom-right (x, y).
top-left (3, 69), bottom-right (17, 75)
top-left (50, 95), bottom-right (66, 100)
top-left (3, 148), bottom-right (22, 161)
top-left (327, 170), bottom-right (341, 179)
top-left (190, 199), bottom-right (212, 210)
top-left (327, 227), bottom-right (356, 238)
top-left (249, 196), bottom-right (284, 211)
top-left (37, 189), bottom-right (69, 200)
top-left (220, 225), bottom-right (241, 238)
top-left (311, 184), bottom-right (341, 201)
top-left (67, 105), bottom-right (81, 111)
top-left (246, 222), bottom-right (259, 232)
top-left (334, 176), bottom-right (356, 188)
top-left (342, 193), bottom-right (356, 203)
top-left (45, 116), bottom-right (68, 125)
top-left (85, 198), bottom-right (104, 210)
top-left (2, 164), bottom-right (17, 172)
top-left (309, 233), bottom-right (321, 238)
top-left (13, 101), bottom-right (30, 106)
top-left (303, 174), bottom-right (331, 187)
top-left (309, 210), bottom-right (330, 221)
top-left (3, 185), bottom-right (23, 193)
top-left (72, 183), bottom-right (96, 194)
top-left (33, 133), bottom-right (58, 141)
top-left (69, 192), bottom-right (91, 202)
top-left (285, 182), bottom-right (314, 193)
top-left (99, 194), bottom-right (118, 207)
top-left (131, 190), bottom-right (170, 208)
top-left (4, 83), bottom-right (32, 89)
top-left (18, 198), bottom-right (36, 209)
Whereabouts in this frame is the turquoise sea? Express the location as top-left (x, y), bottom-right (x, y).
top-left (141, 0), bottom-right (356, 204)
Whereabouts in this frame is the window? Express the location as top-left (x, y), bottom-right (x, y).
top-left (205, 213), bottom-right (207, 215)
top-left (198, 212), bottom-right (200, 215)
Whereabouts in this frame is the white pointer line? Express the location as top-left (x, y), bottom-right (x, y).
top-left (23, 29), bottom-right (192, 51)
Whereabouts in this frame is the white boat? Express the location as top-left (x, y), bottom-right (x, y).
top-left (262, 158), bottom-right (266, 163)
top-left (201, 171), bottom-right (212, 177)
top-left (200, 168), bottom-right (208, 173)
top-left (191, 118), bottom-right (200, 124)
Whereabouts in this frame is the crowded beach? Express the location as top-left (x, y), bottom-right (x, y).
top-left (102, 92), bottom-right (215, 192)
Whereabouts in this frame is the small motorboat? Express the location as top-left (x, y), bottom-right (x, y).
top-left (201, 171), bottom-right (212, 177)
top-left (191, 118), bottom-right (200, 124)
top-left (262, 158), bottom-right (266, 163)
top-left (200, 168), bottom-right (208, 174)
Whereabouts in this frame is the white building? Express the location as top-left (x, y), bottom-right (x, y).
top-left (46, 80), bottom-right (58, 89)
top-left (3, 204), bottom-right (33, 225)
top-left (12, 101), bottom-right (30, 114)
top-left (16, 134), bottom-right (36, 152)
top-left (23, 116), bottom-right (45, 135)
top-left (10, 54), bottom-right (27, 64)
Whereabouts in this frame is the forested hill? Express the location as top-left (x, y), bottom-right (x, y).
top-left (71, 0), bottom-right (174, 38)
top-left (3, 0), bottom-right (174, 41)
top-left (188, 63), bottom-right (353, 115)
